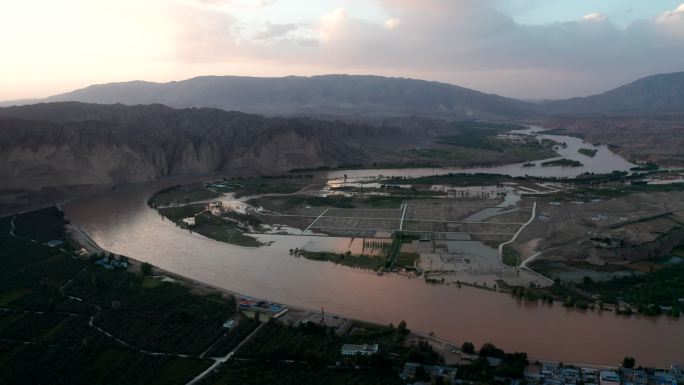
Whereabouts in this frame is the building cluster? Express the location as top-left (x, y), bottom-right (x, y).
top-left (95, 255), bottom-right (128, 270)
top-left (237, 295), bottom-right (287, 316)
top-left (401, 362), bottom-right (458, 384)
top-left (525, 362), bottom-right (682, 385)
top-left (524, 363), bottom-right (591, 384)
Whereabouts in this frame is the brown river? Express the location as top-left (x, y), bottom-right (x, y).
top-left (62, 130), bottom-right (684, 366)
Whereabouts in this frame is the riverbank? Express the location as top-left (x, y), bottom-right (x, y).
top-left (56, 201), bottom-right (681, 369)
top-left (60, 171), bottom-right (684, 366)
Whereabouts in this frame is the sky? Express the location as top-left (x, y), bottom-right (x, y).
top-left (1, 0), bottom-right (683, 100)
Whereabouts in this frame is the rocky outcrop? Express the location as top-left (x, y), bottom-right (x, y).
top-left (0, 103), bottom-right (380, 213)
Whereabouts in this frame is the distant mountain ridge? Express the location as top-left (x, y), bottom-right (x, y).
top-left (542, 72), bottom-right (684, 115)
top-left (2, 72), bottom-right (682, 118)
top-left (41, 75), bottom-right (536, 120)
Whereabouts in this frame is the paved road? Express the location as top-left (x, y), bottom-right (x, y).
top-left (185, 322), bottom-right (266, 385)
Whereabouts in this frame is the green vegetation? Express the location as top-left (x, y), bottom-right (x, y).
top-left (362, 195), bottom-right (409, 208)
top-left (0, 208), bottom-right (226, 384)
top-left (157, 202), bottom-right (262, 247)
top-left (12, 207), bottom-right (69, 242)
top-left (297, 250), bottom-right (386, 270)
top-left (541, 159), bottom-right (583, 168)
top-left (435, 122), bottom-right (557, 162)
top-left (577, 262), bottom-right (684, 316)
top-left (539, 128), bottom-right (584, 138)
top-left (199, 361), bottom-right (403, 385)
top-left (395, 252), bottom-right (420, 268)
top-left (407, 147), bottom-right (468, 160)
top-left (67, 266), bottom-right (237, 356)
top-left (437, 122), bottom-right (518, 149)
top-left (203, 314), bottom-right (261, 357)
top-left (158, 203), bottom-right (206, 222)
top-left (248, 195), bottom-right (355, 211)
top-left (451, 121), bottom-right (527, 132)
top-left (623, 356), bottom-right (636, 369)
top-left (455, 343), bottom-right (529, 382)
top-left (148, 184), bottom-right (220, 207)
top-left (461, 341), bottom-right (475, 354)
top-left (630, 162), bottom-right (659, 172)
top-left (303, 195), bottom-right (355, 208)
top-left (502, 245), bottom-right (521, 267)
top-left (524, 180), bottom-right (684, 203)
top-left (511, 286), bottom-right (554, 303)
top-left (384, 172), bottom-right (512, 187)
top-left (672, 246), bottom-right (684, 258)
top-left (296, 235), bottom-right (420, 272)
top-left (229, 176), bottom-right (307, 198)
top-left (236, 319), bottom-right (340, 364)
top-left (384, 232), bottom-right (421, 270)
top-left (232, 318), bottom-right (440, 368)
top-left (578, 148), bottom-right (598, 157)
top-left (141, 262), bottom-right (153, 276)
top-left (192, 212), bottom-right (262, 247)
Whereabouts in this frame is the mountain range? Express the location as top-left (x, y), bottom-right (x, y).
top-left (541, 72), bottom-right (684, 115)
top-left (2, 72), bottom-right (681, 119)
top-left (41, 75), bottom-right (533, 121)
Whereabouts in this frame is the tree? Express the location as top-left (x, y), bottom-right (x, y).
top-left (563, 295), bottom-right (575, 307)
top-left (397, 320), bottom-right (409, 335)
top-left (622, 356), bottom-right (636, 369)
top-left (140, 262), bottom-right (153, 276)
top-left (461, 341), bottom-right (475, 355)
top-left (479, 343), bottom-right (504, 358)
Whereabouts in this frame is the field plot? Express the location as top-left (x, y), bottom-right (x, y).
top-left (311, 216), bottom-right (401, 236)
top-left (295, 198), bottom-right (529, 239)
top-left (324, 208), bottom-right (402, 219)
top-left (513, 191), bottom-right (684, 263)
top-left (259, 214), bottom-right (315, 229)
top-left (484, 209), bottom-right (533, 224)
top-left (403, 201), bottom-right (499, 222)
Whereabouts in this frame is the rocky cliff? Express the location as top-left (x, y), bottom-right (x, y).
top-left (0, 103), bottom-right (387, 213)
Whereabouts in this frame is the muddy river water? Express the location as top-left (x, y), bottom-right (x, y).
top-left (62, 129), bottom-right (684, 366)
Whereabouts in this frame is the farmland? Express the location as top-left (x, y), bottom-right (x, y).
top-left (0, 207), bottom-right (240, 384)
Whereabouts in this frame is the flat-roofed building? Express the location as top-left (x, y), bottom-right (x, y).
top-left (341, 344), bottom-right (379, 356)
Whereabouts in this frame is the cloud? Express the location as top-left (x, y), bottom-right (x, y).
top-left (10, 0), bottom-right (680, 100)
top-left (582, 13), bottom-right (607, 22)
top-left (271, 0), bottom-right (683, 98)
top-left (178, 0), bottom-right (276, 9)
top-left (384, 18), bottom-right (401, 29)
top-left (318, 9), bottom-right (349, 42)
top-left (655, 3), bottom-right (684, 35)
top-left (170, 3), bottom-right (241, 62)
top-left (253, 22), bottom-right (301, 40)
top-left (657, 3), bottom-right (684, 20)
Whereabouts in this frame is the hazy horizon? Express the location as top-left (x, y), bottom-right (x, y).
top-left (2, 0), bottom-right (684, 101)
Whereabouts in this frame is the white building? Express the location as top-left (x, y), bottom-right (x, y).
top-left (341, 344), bottom-right (379, 356)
